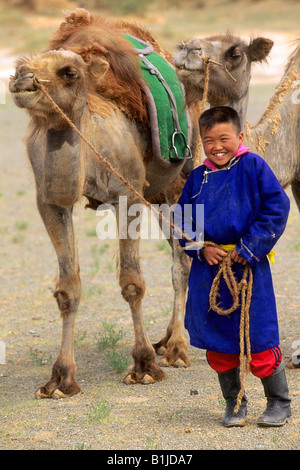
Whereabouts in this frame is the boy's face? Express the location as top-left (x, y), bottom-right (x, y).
top-left (201, 122), bottom-right (244, 169)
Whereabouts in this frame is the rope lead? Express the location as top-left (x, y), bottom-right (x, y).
top-left (204, 241), bottom-right (253, 413)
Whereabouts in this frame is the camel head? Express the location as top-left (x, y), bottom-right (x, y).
top-left (9, 49), bottom-right (109, 127)
top-left (174, 34), bottom-right (273, 108)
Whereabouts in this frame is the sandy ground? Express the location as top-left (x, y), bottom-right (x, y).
top-left (0, 26), bottom-right (299, 452)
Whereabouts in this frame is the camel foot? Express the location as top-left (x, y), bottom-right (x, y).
top-left (156, 345), bottom-right (166, 356)
top-left (287, 356), bottom-right (300, 369)
top-left (123, 373), bottom-right (156, 385)
top-left (153, 338), bottom-right (190, 368)
top-left (123, 363), bottom-right (166, 385)
top-left (35, 381), bottom-right (81, 399)
top-left (158, 354), bottom-right (190, 368)
top-left (159, 356), bottom-right (190, 368)
top-left (35, 361), bottom-right (81, 399)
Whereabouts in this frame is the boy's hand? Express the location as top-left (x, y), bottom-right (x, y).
top-left (202, 246), bottom-right (227, 265)
top-left (202, 246), bottom-right (248, 266)
top-left (230, 248), bottom-right (248, 265)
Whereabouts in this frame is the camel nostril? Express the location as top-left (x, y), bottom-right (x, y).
top-left (21, 72), bottom-right (34, 80)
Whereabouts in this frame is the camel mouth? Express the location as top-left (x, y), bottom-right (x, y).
top-left (10, 88), bottom-right (39, 95)
top-left (9, 70), bottom-right (41, 96)
top-left (10, 87), bottom-right (42, 109)
top-left (175, 63), bottom-right (205, 74)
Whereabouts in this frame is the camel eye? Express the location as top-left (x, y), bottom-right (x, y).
top-left (58, 66), bottom-right (78, 80)
top-left (226, 46), bottom-right (242, 61)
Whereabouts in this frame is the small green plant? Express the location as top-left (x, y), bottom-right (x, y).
top-left (156, 240), bottom-right (172, 254)
top-left (12, 234), bottom-right (24, 243)
top-left (82, 285), bottom-right (103, 299)
top-left (29, 347), bottom-right (52, 366)
top-left (16, 189), bottom-right (26, 196)
top-left (218, 397), bottom-right (225, 407)
top-left (144, 432), bottom-right (162, 450)
top-left (165, 406), bottom-right (184, 421)
top-left (95, 321), bottom-right (125, 351)
top-left (105, 349), bottom-right (130, 373)
top-left (91, 243), bottom-right (109, 255)
top-left (85, 229), bottom-right (97, 237)
top-left (86, 399), bottom-right (112, 423)
top-left (106, 260), bottom-right (115, 272)
top-left (74, 442), bottom-right (92, 450)
top-left (15, 221), bottom-right (28, 230)
top-left (67, 413), bottom-right (76, 423)
top-left (161, 304), bottom-right (173, 317)
top-left (74, 330), bottom-right (87, 345)
top-left (292, 240), bottom-right (300, 251)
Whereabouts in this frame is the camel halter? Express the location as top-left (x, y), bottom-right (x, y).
top-left (35, 70), bottom-right (252, 412)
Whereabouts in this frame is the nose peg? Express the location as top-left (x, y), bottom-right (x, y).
top-left (206, 58), bottom-right (222, 66)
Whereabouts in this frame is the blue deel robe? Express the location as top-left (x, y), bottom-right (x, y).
top-left (175, 152), bottom-right (290, 354)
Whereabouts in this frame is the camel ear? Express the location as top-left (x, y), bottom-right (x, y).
top-left (88, 56), bottom-right (109, 83)
top-left (248, 37), bottom-right (274, 62)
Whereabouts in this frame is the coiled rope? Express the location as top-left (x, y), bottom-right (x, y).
top-left (204, 241), bottom-right (253, 412)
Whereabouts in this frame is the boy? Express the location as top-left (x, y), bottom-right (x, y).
top-left (176, 106), bottom-right (291, 427)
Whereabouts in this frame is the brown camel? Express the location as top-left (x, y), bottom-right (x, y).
top-left (9, 10), bottom-right (276, 398)
top-left (9, 9), bottom-right (200, 398)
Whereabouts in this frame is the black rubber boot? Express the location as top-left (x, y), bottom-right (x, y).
top-left (257, 362), bottom-right (291, 427)
top-left (217, 367), bottom-right (247, 427)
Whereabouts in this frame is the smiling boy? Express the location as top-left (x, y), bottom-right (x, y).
top-left (176, 106), bottom-right (291, 427)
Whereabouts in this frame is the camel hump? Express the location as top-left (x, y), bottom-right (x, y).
top-left (62, 8), bottom-right (92, 26)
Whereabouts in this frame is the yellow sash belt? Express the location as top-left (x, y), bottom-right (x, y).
top-left (219, 244), bottom-right (275, 264)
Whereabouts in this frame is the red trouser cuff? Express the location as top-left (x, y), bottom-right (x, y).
top-left (206, 347), bottom-right (282, 379)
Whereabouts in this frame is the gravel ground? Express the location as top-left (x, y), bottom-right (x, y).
top-left (0, 84), bottom-right (299, 452)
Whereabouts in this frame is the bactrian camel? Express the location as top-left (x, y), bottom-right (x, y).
top-left (9, 9), bottom-right (274, 398)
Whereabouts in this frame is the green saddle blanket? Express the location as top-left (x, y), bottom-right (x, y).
top-left (124, 34), bottom-right (191, 163)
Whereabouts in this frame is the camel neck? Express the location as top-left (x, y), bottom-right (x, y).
top-left (42, 123), bottom-right (82, 207)
top-left (228, 89), bottom-right (249, 131)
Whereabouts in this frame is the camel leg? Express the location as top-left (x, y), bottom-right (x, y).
top-left (287, 180), bottom-right (300, 369)
top-left (116, 202), bottom-right (166, 384)
top-left (35, 198), bottom-right (81, 398)
top-left (153, 233), bottom-right (191, 368)
top-left (291, 179), bottom-right (300, 213)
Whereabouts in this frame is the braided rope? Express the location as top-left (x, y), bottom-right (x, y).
top-left (194, 57), bottom-right (210, 168)
top-left (204, 241), bottom-right (253, 412)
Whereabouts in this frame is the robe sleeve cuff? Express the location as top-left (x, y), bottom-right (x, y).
top-left (237, 238), bottom-right (260, 266)
top-left (197, 247), bottom-right (205, 262)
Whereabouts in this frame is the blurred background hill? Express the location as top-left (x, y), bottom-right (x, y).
top-left (0, 0), bottom-right (299, 53)
top-left (0, 0), bottom-right (299, 122)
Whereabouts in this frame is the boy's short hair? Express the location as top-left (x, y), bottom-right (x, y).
top-left (199, 106), bottom-right (241, 134)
